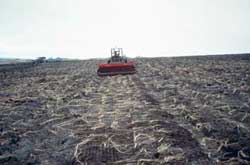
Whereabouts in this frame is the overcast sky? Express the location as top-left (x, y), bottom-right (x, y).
top-left (0, 0), bottom-right (250, 59)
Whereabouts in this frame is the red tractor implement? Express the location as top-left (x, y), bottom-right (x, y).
top-left (97, 48), bottom-right (136, 76)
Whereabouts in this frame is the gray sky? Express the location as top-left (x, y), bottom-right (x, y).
top-left (0, 0), bottom-right (250, 59)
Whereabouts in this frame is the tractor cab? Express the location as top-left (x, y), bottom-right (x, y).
top-left (109, 48), bottom-right (127, 63)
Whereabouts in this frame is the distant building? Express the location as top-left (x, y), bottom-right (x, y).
top-left (33, 57), bottom-right (46, 64)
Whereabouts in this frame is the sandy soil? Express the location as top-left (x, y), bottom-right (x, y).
top-left (0, 55), bottom-right (250, 164)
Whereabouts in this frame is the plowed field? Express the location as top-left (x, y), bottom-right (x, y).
top-left (0, 55), bottom-right (250, 164)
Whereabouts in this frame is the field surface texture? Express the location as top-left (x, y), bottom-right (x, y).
top-left (0, 55), bottom-right (250, 164)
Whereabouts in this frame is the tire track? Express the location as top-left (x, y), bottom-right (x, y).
top-left (74, 62), bottom-right (210, 164)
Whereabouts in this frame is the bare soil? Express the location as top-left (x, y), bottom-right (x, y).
top-left (0, 55), bottom-right (250, 164)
